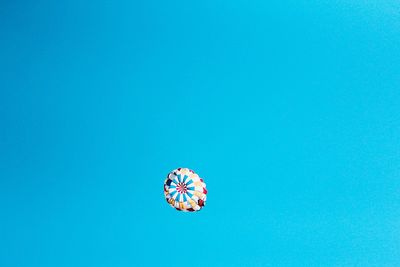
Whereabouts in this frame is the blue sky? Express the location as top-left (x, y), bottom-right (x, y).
top-left (1, 0), bottom-right (400, 266)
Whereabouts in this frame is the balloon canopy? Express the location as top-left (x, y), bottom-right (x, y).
top-left (164, 168), bottom-right (207, 212)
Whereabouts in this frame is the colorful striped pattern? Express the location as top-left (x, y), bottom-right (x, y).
top-left (164, 168), bottom-right (207, 212)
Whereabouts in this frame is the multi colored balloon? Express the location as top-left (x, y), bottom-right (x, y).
top-left (164, 168), bottom-right (207, 212)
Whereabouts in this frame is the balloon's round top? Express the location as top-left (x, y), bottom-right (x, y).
top-left (164, 168), bottom-right (207, 212)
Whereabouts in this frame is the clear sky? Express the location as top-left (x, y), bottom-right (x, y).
top-left (1, 0), bottom-right (400, 266)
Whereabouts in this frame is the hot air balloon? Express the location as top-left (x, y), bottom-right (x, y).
top-left (164, 168), bottom-right (207, 212)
